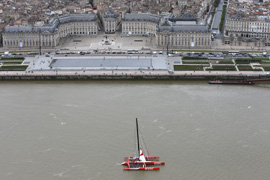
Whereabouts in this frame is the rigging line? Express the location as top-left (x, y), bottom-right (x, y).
top-left (140, 129), bottom-right (150, 157)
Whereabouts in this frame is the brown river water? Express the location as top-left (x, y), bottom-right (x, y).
top-left (1, 81), bottom-right (270, 180)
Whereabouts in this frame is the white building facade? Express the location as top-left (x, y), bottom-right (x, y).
top-left (102, 11), bottom-right (120, 34)
top-left (3, 14), bottom-right (98, 48)
top-left (225, 19), bottom-right (270, 39)
top-left (122, 13), bottom-right (161, 36)
top-left (156, 17), bottom-right (211, 48)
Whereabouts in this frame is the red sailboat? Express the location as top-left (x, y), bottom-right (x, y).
top-left (122, 118), bottom-right (165, 171)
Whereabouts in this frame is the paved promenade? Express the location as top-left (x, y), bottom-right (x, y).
top-left (1, 54), bottom-right (270, 81)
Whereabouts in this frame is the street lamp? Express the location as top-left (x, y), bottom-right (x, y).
top-left (166, 35), bottom-right (169, 55)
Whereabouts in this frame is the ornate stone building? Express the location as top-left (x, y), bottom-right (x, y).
top-left (3, 14), bottom-right (98, 48)
top-left (101, 11), bottom-right (120, 34)
top-left (156, 15), bottom-right (211, 48)
top-left (122, 13), bottom-right (161, 36)
top-left (225, 0), bottom-right (270, 46)
top-left (225, 19), bottom-right (270, 39)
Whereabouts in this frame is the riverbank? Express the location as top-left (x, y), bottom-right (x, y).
top-left (0, 70), bottom-right (269, 81)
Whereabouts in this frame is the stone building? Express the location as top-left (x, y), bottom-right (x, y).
top-left (224, 0), bottom-right (270, 46)
top-left (178, 0), bottom-right (188, 6)
top-left (225, 19), bottom-right (270, 39)
top-left (122, 13), bottom-right (161, 36)
top-left (156, 15), bottom-right (211, 48)
top-left (3, 14), bottom-right (98, 49)
top-left (0, 28), bottom-right (2, 47)
top-left (101, 11), bottom-right (120, 34)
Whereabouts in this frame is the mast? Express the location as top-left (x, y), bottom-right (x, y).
top-left (136, 118), bottom-right (140, 158)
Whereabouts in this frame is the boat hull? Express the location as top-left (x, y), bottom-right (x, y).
top-left (122, 161), bottom-right (165, 165)
top-left (208, 80), bottom-right (255, 85)
top-left (124, 167), bottom-right (160, 171)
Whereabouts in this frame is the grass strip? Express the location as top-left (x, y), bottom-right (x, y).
top-left (0, 65), bottom-right (28, 71)
top-left (211, 65), bottom-right (236, 71)
top-left (237, 66), bottom-right (253, 71)
top-left (235, 59), bottom-right (263, 64)
top-left (1, 57), bottom-right (25, 60)
top-left (3, 62), bottom-right (22, 65)
top-left (182, 57), bottom-right (208, 60)
top-left (218, 60), bottom-right (234, 64)
top-left (182, 61), bottom-right (209, 64)
top-left (262, 66), bottom-right (270, 71)
top-left (173, 50), bottom-right (228, 53)
top-left (174, 65), bottom-right (204, 71)
top-left (261, 62), bottom-right (270, 64)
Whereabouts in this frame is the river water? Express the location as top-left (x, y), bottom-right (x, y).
top-left (1, 81), bottom-right (270, 180)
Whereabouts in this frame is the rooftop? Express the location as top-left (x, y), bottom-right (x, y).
top-left (123, 13), bottom-right (161, 23)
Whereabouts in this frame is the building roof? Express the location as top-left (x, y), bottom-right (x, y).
top-left (123, 13), bottom-right (161, 23)
top-left (157, 16), bottom-right (209, 33)
top-left (4, 14), bottom-right (97, 33)
top-left (103, 11), bottom-right (118, 18)
top-left (158, 24), bottom-right (210, 32)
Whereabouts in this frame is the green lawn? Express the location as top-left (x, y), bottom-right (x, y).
top-left (174, 65), bottom-right (204, 71)
top-left (211, 65), bottom-right (236, 71)
top-left (262, 66), bottom-right (270, 71)
top-left (237, 66), bottom-right (253, 71)
top-left (235, 58), bottom-right (264, 64)
top-left (239, 51), bottom-right (263, 53)
top-left (218, 60), bottom-right (234, 64)
top-left (3, 62), bottom-right (23, 65)
top-left (182, 61), bottom-right (209, 64)
top-left (174, 50), bottom-right (227, 53)
top-left (182, 57), bottom-right (208, 60)
top-left (1, 57), bottom-right (25, 60)
top-left (0, 65), bottom-right (28, 71)
top-left (261, 62), bottom-right (270, 64)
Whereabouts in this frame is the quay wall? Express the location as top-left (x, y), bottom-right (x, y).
top-left (0, 73), bottom-right (269, 81)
